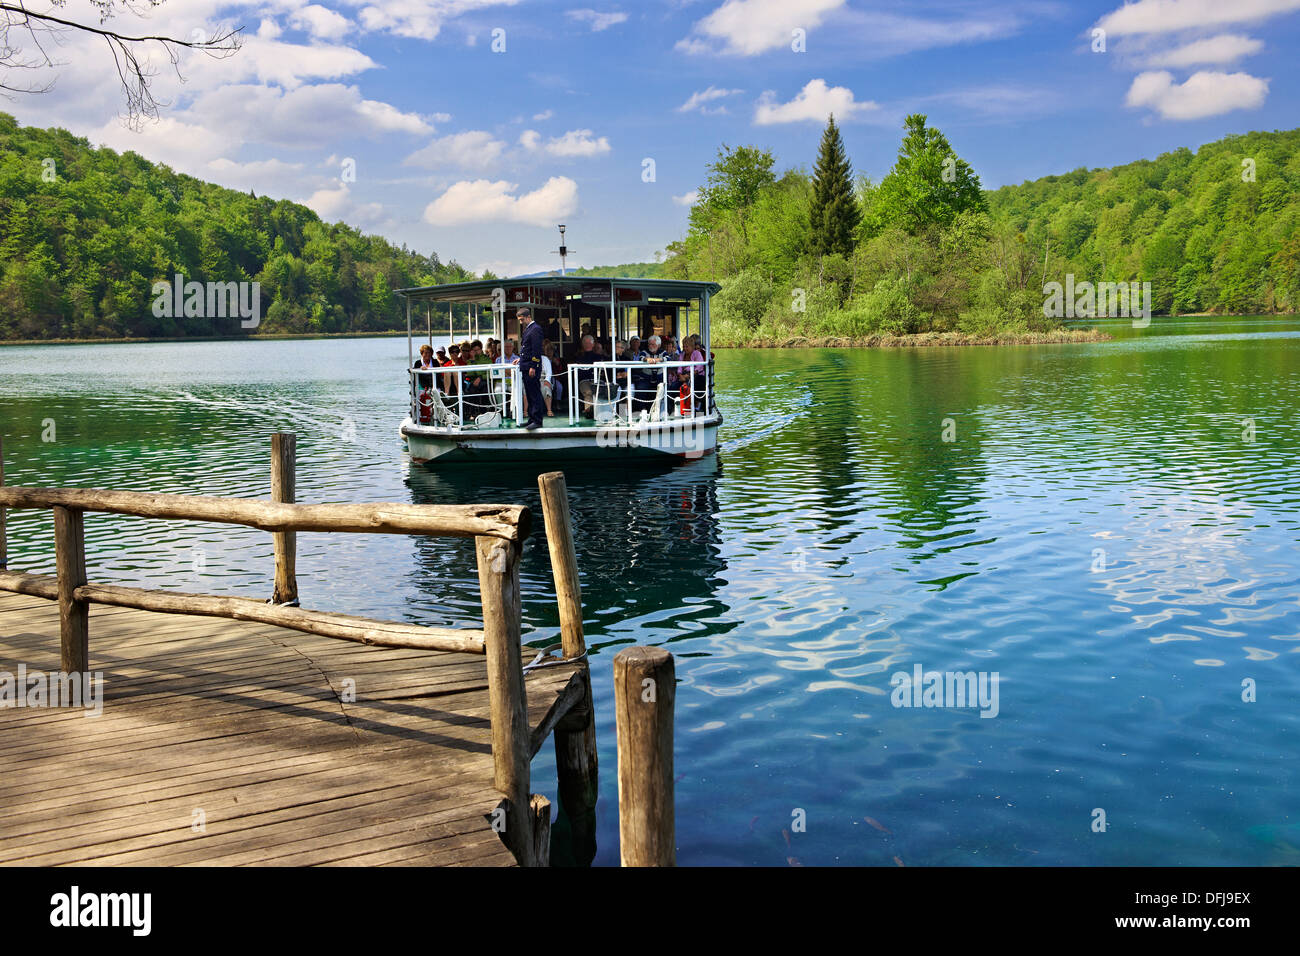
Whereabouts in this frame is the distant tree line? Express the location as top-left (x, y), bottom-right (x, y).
top-left (0, 113), bottom-right (472, 341)
top-left (663, 116), bottom-right (1300, 343)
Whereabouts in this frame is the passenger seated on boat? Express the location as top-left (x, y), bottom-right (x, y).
top-left (462, 340), bottom-right (492, 414)
top-left (633, 335), bottom-right (668, 413)
top-left (413, 344), bottom-right (437, 389)
top-left (675, 334), bottom-right (704, 411)
top-left (498, 338), bottom-right (519, 365)
top-left (486, 339), bottom-right (501, 363)
top-left (573, 334), bottom-right (601, 418)
top-left (548, 346), bottom-right (566, 404)
top-left (611, 338), bottom-right (636, 402)
top-left (440, 344), bottom-right (461, 395)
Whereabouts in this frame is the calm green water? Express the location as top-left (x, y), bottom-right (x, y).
top-left (2, 316), bottom-right (1298, 865)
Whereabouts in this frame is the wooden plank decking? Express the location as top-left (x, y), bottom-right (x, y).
top-left (0, 592), bottom-right (584, 866)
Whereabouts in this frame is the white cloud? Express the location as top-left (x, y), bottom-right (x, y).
top-left (519, 128), bottom-right (611, 157)
top-left (673, 190), bottom-right (699, 206)
top-left (423, 177), bottom-right (579, 226)
top-left (305, 185), bottom-right (389, 228)
top-left (566, 9), bottom-right (630, 31)
top-left (753, 79), bottom-right (877, 125)
top-left (533, 109), bottom-right (554, 121)
top-left (191, 83), bottom-right (432, 147)
top-left (352, 0), bottom-right (522, 41)
top-left (204, 157), bottom-right (310, 193)
top-left (1125, 70), bottom-right (1269, 119)
top-left (404, 130), bottom-right (508, 168)
top-left (93, 116), bottom-right (237, 172)
top-left (678, 86), bottom-right (744, 113)
top-left (291, 4), bottom-right (354, 40)
top-left (678, 0), bottom-right (845, 55)
top-left (1146, 33), bottom-right (1263, 66)
top-left (1098, 0), bottom-right (1300, 35)
top-left (184, 36), bottom-right (378, 89)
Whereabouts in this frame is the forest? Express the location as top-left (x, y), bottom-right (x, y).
top-left (0, 112), bottom-right (472, 341)
top-left (2, 109), bottom-right (1297, 344)
top-left (664, 119), bottom-right (1300, 346)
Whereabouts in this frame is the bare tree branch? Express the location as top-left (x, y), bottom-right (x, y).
top-left (0, 0), bottom-right (242, 127)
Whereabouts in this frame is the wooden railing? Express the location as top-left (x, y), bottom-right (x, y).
top-left (0, 434), bottom-right (595, 867)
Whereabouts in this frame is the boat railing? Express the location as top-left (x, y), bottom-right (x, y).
top-left (563, 359), bottom-right (711, 425)
top-left (410, 364), bottom-right (524, 429)
top-left (410, 358), bottom-right (714, 429)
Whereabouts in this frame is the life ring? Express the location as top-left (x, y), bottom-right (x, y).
top-left (418, 389), bottom-right (435, 424)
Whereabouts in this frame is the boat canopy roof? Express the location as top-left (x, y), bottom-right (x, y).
top-left (395, 275), bottom-right (722, 305)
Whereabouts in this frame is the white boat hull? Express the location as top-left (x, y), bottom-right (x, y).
top-left (400, 413), bottom-right (721, 465)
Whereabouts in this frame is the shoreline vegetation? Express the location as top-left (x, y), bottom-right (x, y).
top-left (715, 328), bottom-right (1113, 348)
top-left (660, 118), bottom-right (1300, 346)
top-left (4, 111), bottom-right (1297, 347)
top-left (0, 327), bottom-right (1113, 349)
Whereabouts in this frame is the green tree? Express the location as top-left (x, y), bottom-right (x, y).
top-left (869, 114), bottom-right (986, 236)
top-left (808, 115), bottom-right (859, 258)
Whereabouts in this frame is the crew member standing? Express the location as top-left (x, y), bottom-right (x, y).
top-left (518, 307), bottom-right (546, 430)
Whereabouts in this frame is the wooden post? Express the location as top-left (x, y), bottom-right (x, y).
top-left (53, 506), bottom-right (88, 673)
top-left (0, 435), bottom-right (6, 571)
top-left (614, 646), bottom-right (675, 866)
top-left (475, 534), bottom-right (537, 866)
top-left (271, 432), bottom-right (297, 605)
top-left (530, 794), bottom-right (552, 867)
top-left (538, 470), bottom-right (598, 865)
top-left (537, 471), bottom-right (583, 656)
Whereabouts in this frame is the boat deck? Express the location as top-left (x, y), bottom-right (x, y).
top-left (0, 592), bottom-right (583, 866)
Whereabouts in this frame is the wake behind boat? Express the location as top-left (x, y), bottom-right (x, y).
top-left (398, 274), bottom-right (723, 465)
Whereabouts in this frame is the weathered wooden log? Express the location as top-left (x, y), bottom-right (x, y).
top-left (475, 535), bottom-right (536, 866)
top-left (53, 506), bottom-right (88, 673)
top-left (68, 582), bottom-right (485, 652)
top-left (538, 471), bottom-right (599, 866)
top-left (0, 487), bottom-right (530, 543)
top-left (537, 471), bottom-right (584, 658)
top-left (0, 569), bottom-right (60, 600)
top-left (615, 646), bottom-right (675, 866)
top-left (530, 794), bottom-right (552, 867)
top-left (271, 432), bottom-right (298, 605)
top-left (0, 435), bottom-right (7, 571)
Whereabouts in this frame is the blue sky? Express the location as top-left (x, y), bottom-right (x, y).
top-left (13, 0), bottom-right (1300, 275)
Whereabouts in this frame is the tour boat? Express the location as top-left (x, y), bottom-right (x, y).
top-left (397, 275), bottom-right (722, 465)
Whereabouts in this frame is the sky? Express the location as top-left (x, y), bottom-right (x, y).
top-left (9, 0), bottom-right (1300, 276)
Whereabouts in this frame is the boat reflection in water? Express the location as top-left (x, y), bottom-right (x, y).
top-left (404, 454), bottom-right (729, 865)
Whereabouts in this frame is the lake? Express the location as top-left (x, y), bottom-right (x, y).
top-left (2, 315), bottom-right (1297, 866)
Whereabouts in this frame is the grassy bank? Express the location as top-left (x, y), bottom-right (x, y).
top-left (713, 328), bottom-right (1113, 348)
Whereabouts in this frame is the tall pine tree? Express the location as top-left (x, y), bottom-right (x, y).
top-left (809, 115), bottom-right (860, 258)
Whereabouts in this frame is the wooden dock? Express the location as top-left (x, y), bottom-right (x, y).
top-left (0, 436), bottom-right (607, 867)
top-left (0, 592), bottom-right (582, 866)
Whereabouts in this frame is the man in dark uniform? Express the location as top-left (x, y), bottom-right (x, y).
top-left (518, 307), bottom-right (546, 430)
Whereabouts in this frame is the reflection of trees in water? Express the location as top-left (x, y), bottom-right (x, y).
top-left (721, 348), bottom-right (992, 567)
top-left (866, 350), bottom-right (991, 562)
top-left (404, 458), bottom-right (728, 648)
